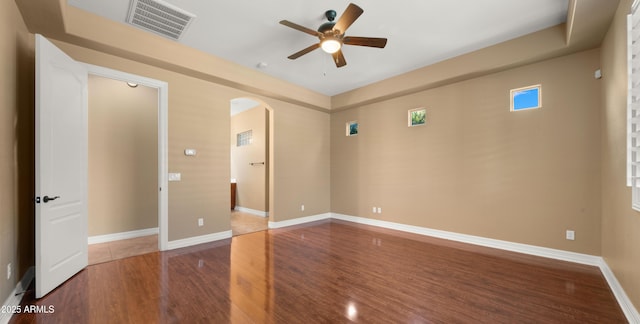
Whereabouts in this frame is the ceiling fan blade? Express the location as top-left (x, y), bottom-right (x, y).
top-left (343, 36), bottom-right (388, 48)
top-left (333, 3), bottom-right (363, 34)
top-left (288, 43), bottom-right (321, 60)
top-left (332, 50), bottom-right (347, 68)
top-left (279, 20), bottom-right (321, 37)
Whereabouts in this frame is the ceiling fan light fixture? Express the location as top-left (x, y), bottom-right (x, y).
top-left (280, 3), bottom-right (386, 67)
top-left (321, 38), bottom-right (342, 54)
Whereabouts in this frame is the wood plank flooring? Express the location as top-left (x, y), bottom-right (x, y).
top-left (10, 220), bottom-right (626, 323)
top-left (231, 211), bottom-right (268, 236)
top-left (88, 209), bottom-right (264, 266)
top-left (88, 235), bottom-right (158, 265)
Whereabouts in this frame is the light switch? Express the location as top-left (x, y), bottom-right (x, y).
top-left (184, 149), bottom-right (197, 156)
top-left (566, 230), bottom-right (575, 241)
top-left (168, 173), bottom-right (181, 181)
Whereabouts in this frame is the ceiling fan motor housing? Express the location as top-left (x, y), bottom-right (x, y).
top-left (318, 22), bottom-right (336, 33)
top-left (319, 10), bottom-right (337, 33)
top-left (325, 9), bottom-right (337, 21)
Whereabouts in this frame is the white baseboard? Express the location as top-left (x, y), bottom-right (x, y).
top-left (598, 259), bottom-right (640, 323)
top-left (234, 206), bottom-right (269, 217)
top-left (268, 212), bottom-right (638, 323)
top-left (88, 227), bottom-right (159, 245)
top-left (0, 266), bottom-right (34, 324)
top-left (268, 213), bottom-right (331, 229)
top-left (331, 213), bottom-right (601, 265)
top-left (167, 230), bottom-right (232, 250)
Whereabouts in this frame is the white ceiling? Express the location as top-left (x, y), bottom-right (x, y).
top-left (68, 0), bottom-right (569, 96)
top-left (230, 98), bottom-right (260, 116)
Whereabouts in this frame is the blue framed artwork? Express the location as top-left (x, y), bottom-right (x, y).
top-left (510, 84), bottom-right (541, 111)
top-left (346, 121), bottom-right (358, 136)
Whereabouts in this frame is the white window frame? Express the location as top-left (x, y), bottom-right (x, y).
top-left (627, 0), bottom-right (640, 211)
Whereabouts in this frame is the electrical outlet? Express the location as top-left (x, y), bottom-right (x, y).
top-left (377, 207), bottom-right (382, 214)
top-left (7, 263), bottom-right (11, 280)
top-left (301, 204), bottom-right (305, 211)
top-left (372, 207), bottom-right (377, 213)
top-left (566, 230), bottom-right (575, 241)
top-left (198, 218), bottom-right (204, 227)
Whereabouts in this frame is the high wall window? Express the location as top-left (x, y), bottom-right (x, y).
top-left (510, 85), bottom-right (541, 111)
top-left (627, 0), bottom-right (640, 211)
top-left (237, 130), bottom-right (252, 147)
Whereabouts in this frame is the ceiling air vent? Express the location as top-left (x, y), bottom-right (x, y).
top-left (126, 0), bottom-right (195, 41)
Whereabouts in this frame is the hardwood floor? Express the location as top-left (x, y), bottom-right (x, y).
top-left (231, 210), bottom-right (268, 236)
top-left (88, 235), bottom-right (158, 265)
top-left (10, 220), bottom-right (626, 323)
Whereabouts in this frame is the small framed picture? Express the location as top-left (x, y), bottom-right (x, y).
top-left (346, 121), bottom-right (358, 136)
top-left (408, 108), bottom-right (426, 127)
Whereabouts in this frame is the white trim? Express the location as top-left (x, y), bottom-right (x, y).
top-left (331, 213), bottom-right (600, 265)
top-left (628, 12), bottom-right (635, 188)
top-left (598, 259), bottom-right (640, 323)
top-left (0, 267), bottom-right (34, 324)
top-left (268, 213), bottom-right (332, 229)
top-left (167, 230), bottom-right (232, 250)
top-left (234, 206), bottom-right (269, 217)
top-left (88, 228), bottom-right (159, 245)
top-left (83, 63), bottom-right (169, 251)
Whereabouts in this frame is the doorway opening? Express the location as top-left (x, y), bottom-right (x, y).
top-left (34, 35), bottom-right (169, 298)
top-left (85, 65), bottom-right (169, 263)
top-left (230, 98), bottom-right (273, 236)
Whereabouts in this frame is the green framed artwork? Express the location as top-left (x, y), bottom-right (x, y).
top-left (408, 108), bottom-right (426, 127)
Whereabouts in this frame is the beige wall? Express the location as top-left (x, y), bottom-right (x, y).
top-left (231, 106), bottom-right (268, 213)
top-left (331, 49), bottom-right (602, 255)
top-left (601, 0), bottom-right (640, 309)
top-left (88, 75), bottom-right (158, 236)
top-left (50, 40), bottom-right (331, 240)
top-left (0, 0), bottom-right (34, 305)
top-left (274, 103), bottom-right (331, 221)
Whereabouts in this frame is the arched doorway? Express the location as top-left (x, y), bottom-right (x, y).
top-left (229, 98), bottom-right (273, 235)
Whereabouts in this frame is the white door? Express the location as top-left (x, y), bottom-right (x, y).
top-left (35, 34), bottom-right (88, 298)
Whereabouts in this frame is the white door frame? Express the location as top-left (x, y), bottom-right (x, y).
top-left (84, 64), bottom-right (169, 251)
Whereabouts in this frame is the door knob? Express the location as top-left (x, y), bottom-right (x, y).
top-left (43, 196), bottom-right (60, 203)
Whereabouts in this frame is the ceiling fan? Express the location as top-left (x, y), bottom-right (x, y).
top-left (279, 3), bottom-right (387, 68)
